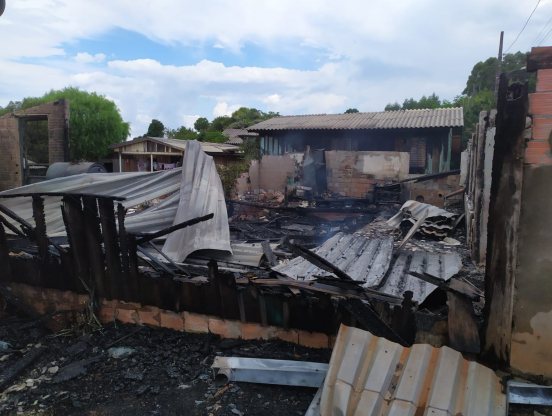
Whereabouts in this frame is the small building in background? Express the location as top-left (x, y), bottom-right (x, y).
top-left (222, 129), bottom-right (259, 145)
top-left (106, 136), bottom-right (241, 173)
top-left (247, 108), bottom-right (463, 174)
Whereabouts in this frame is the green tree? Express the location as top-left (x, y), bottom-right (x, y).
top-left (384, 102), bottom-right (401, 111)
top-left (146, 119), bottom-right (165, 137)
top-left (463, 52), bottom-right (536, 95)
top-left (1, 87), bottom-right (130, 160)
top-left (209, 116), bottom-right (233, 132)
top-left (199, 131), bottom-right (228, 143)
top-left (194, 117), bottom-right (210, 132)
top-left (166, 126), bottom-right (199, 141)
top-left (344, 108), bottom-right (359, 113)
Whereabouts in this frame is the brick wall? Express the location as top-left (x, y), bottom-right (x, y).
top-left (8, 282), bottom-right (332, 349)
top-left (0, 99), bottom-right (69, 191)
top-left (325, 151), bottom-right (410, 199)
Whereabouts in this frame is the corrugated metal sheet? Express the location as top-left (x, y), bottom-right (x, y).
top-left (247, 108), bottom-right (463, 131)
top-left (379, 250), bottom-right (462, 303)
top-left (273, 233), bottom-right (394, 287)
top-left (161, 140), bottom-right (232, 261)
top-left (388, 200), bottom-right (460, 239)
top-left (319, 325), bottom-right (506, 416)
top-left (273, 233), bottom-right (462, 303)
top-left (222, 129), bottom-right (259, 145)
top-left (108, 136), bottom-right (240, 153)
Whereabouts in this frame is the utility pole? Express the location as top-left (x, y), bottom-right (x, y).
top-left (494, 31), bottom-right (504, 102)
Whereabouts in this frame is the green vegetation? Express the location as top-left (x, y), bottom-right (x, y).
top-left (384, 51), bottom-right (536, 146)
top-left (344, 108), bottom-right (359, 113)
top-left (0, 87), bottom-right (130, 161)
top-left (145, 119), bottom-right (165, 137)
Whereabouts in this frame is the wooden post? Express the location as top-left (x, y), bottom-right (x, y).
top-left (31, 196), bottom-right (49, 268)
top-left (472, 112), bottom-right (488, 264)
top-left (82, 197), bottom-right (107, 298)
top-left (98, 198), bottom-right (121, 300)
top-left (0, 222), bottom-right (12, 281)
top-left (482, 75), bottom-right (528, 366)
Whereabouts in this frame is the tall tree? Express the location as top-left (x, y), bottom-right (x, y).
top-left (385, 102), bottom-right (401, 111)
top-left (166, 126), bottom-right (199, 141)
top-left (146, 119), bottom-right (165, 137)
top-left (209, 116), bottom-right (233, 132)
top-left (344, 108), bottom-right (359, 113)
top-left (194, 117), bottom-right (210, 132)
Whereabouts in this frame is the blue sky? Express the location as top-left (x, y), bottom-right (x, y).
top-left (1, 0), bottom-right (551, 136)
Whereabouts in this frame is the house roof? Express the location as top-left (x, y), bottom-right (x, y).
top-left (247, 108), bottom-right (463, 131)
top-left (108, 136), bottom-right (240, 153)
top-left (222, 129), bottom-right (259, 145)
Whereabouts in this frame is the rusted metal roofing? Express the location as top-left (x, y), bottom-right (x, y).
top-left (273, 233), bottom-right (462, 303)
top-left (247, 108), bottom-right (463, 131)
top-left (222, 129), bottom-right (259, 145)
top-left (319, 325), bottom-right (506, 416)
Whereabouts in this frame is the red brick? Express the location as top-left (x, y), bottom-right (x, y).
top-left (271, 328), bottom-right (299, 344)
top-left (533, 117), bottom-right (552, 140)
top-left (99, 307), bottom-right (117, 323)
top-left (298, 330), bottom-right (329, 349)
top-left (209, 318), bottom-right (241, 338)
top-left (530, 92), bottom-right (552, 116)
top-left (117, 301), bottom-right (142, 310)
top-left (183, 311), bottom-right (209, 333)
top-left (537, 69), bottom-right (552, 92)
top-left (77, 294), bottom-right (90, 305)
top-left (525, 140), bottom-right (552, 165)
top-left (137, 306), bottom-right (161, 326)
top-left (117, 308), bottom-right (140, 324)
top-left (241, 323), bottom-right (270, 340)
top-left (160, 310), bottom-right (184, 331)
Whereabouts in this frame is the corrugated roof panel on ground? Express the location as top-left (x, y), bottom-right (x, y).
top-left (319, 325), bottom-right (506, 416)
top-left (273, 233), bottom-right (394, 287)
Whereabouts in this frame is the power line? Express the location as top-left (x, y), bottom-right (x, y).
top-left (539, 23), bottom-right (552, 45)
top-left (531, 15), bottom-right (552, 46)
top-left (505, 0), bottom-right (541, 53)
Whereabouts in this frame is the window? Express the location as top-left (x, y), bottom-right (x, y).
top-left (395, 138), bottom-right (426, 172)
top-left (260, 136), bottom-right (282, 155)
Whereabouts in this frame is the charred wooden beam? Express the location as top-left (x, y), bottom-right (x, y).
top-left (117, 204), bottom-right (130, 293)
top-left (0, 214), bottom-right (26, 239)
top-left (146, 242), bottom-right (188, 276)
top-left (448, 280), bottom-right (481, 354)
top-left (261, 240), bottom-right (277, 267)
top-left (0, 192), bottom-right (126, 201)
top-left (132, 213), bottom-right (214, 246)
top-left (82, 197), bottom-right (107, 298)
top-left (98, 198), bottom-right (121, 300)
top-left (0, 204), bottom-right (65, 254)
top-left (0, 223), bottom-right (12, 281)
top-left (0, 347), bottom-right (45, 391)
top-left (482, 76), bottom-right (529, 366)
top-left (408, 271), bottom-right (480, 301)
top-left (61, 196), bottom-right (91, 293)
top-left (31, 196), bottom-right (50, 266)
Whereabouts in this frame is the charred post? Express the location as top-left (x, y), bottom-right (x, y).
top-left (482, 75), bottom-right (529, 366)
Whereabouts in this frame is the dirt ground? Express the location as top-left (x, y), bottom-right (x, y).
top-left (0, 322), bottom-right (331, 416)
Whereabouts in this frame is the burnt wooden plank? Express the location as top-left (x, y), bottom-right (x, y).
top-left (208, 260), bottom-right (223, 318)
top-left (127, 234), bottom-right (140, 301)
top-left (82, 197), bottom-right (107, 298)
top-left (472, 111), bottom-right (488, 264)
top-left (31, 196), bottom-right (49, 267)
top-left (0, 222), bottom-right (12, 281)
top-left (261, 240), bottom-right (277, 267)
top-left (448, 280), bottom-right (480, 354)
top-left (98, 198), bottom-right (121, 300)
top-left (482, 76), bottom-right (528, 365)
top-left (61, 197), bottom-right (90, 294)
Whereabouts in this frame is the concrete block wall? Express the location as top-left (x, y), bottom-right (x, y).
top-left (510, 65), bottom-right (552, 377)
top-left (8, 282), bottom-right (332, 349)
top-left (325, 151), bottom-right (410, 199)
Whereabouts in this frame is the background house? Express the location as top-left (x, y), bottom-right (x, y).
top-left (247, 108), bottom-right (463, 174)
top-left (222, 129), bottom-right (259, 145)
top-left (107, 137), bottom-right (240, 172)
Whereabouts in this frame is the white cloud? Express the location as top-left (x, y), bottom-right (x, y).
top-left (74, 52), bottom-right (106, 64)
top-left (265, 94), bottom-right (281, 104)
top-left (213, 102), bottom-right (241, 117)
top-left (182, 115), bottom-right (200, 129)
top-left (1, 0), bottom-right (550, 138)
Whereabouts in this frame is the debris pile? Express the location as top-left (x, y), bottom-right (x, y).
top-left (388, 200), bottom-right (462, 239)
